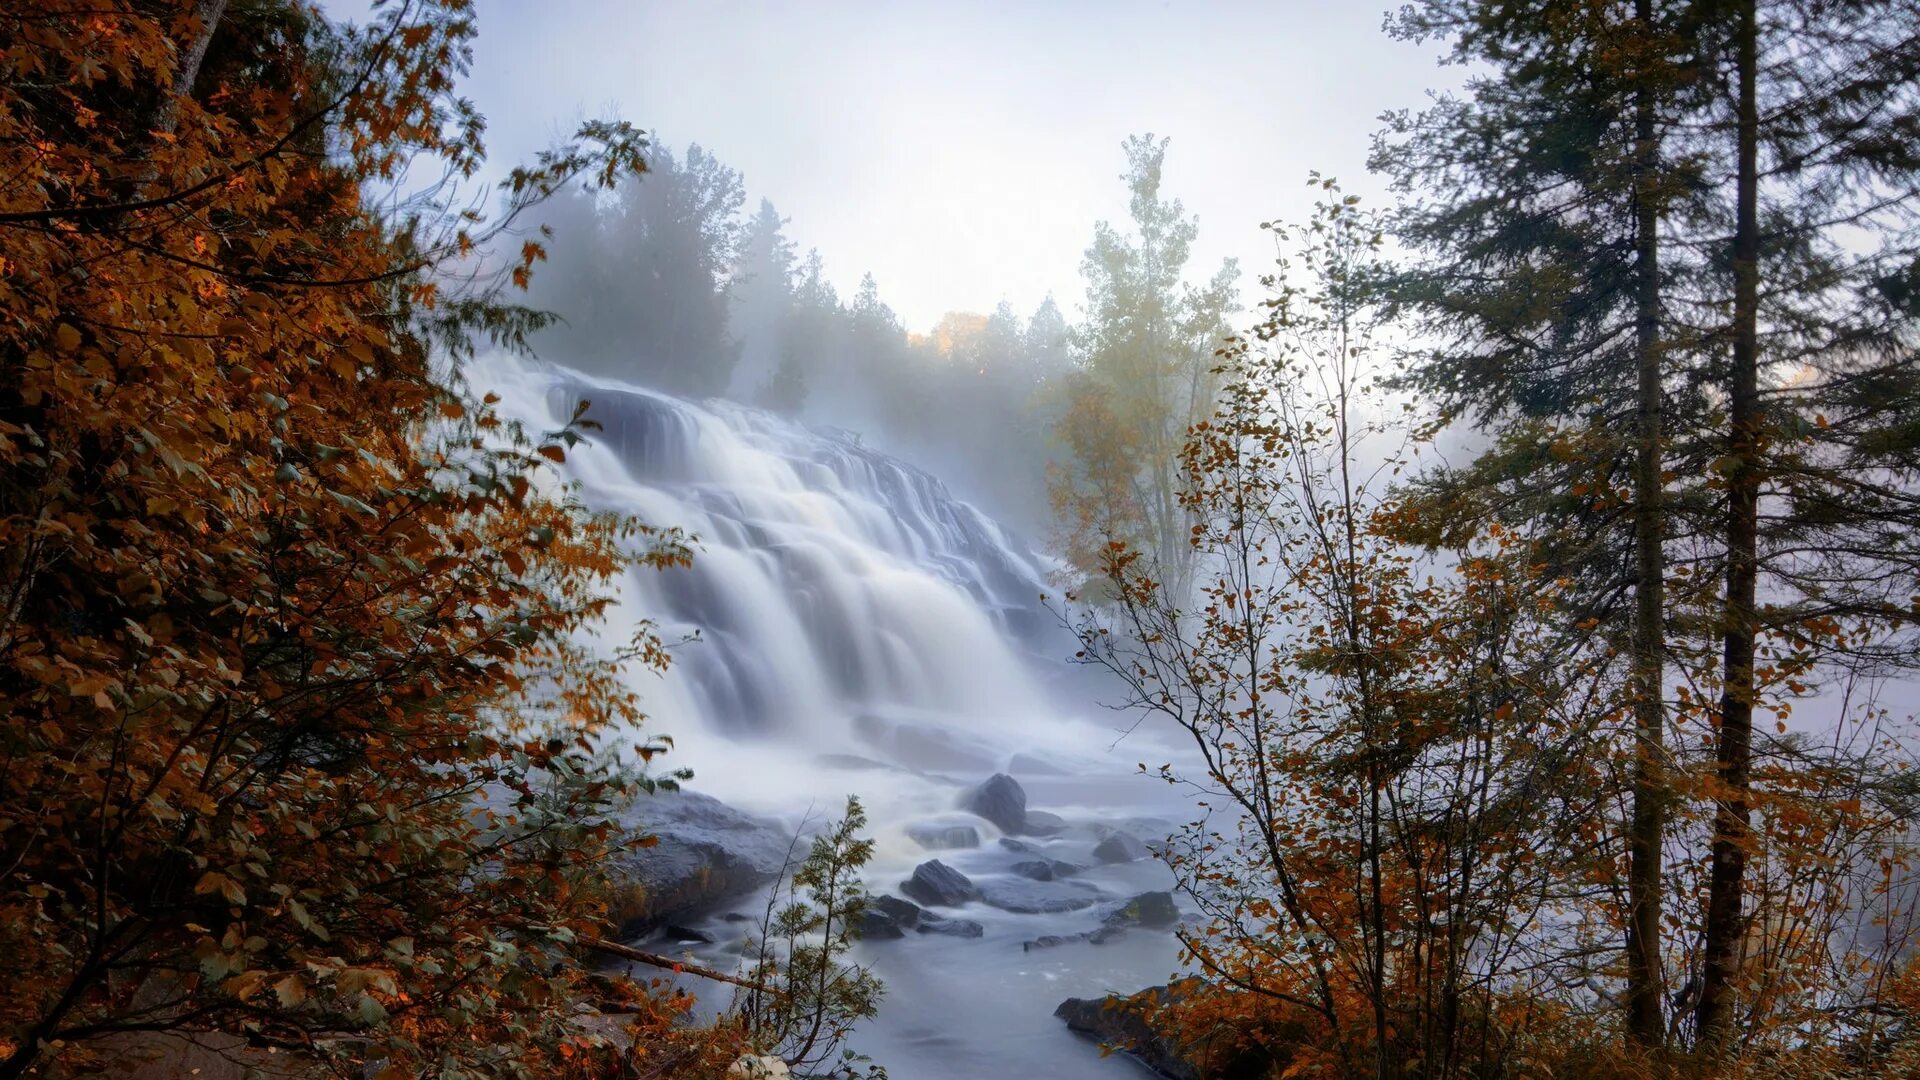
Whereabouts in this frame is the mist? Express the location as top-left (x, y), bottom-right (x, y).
top-left (13, 4), bottom-right (1919, 1080)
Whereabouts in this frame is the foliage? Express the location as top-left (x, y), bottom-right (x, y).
top-left (732, 797), bottom-right (886, 1080)
top-left (0, 2), bottom-right (706, 1077)
top-left (1050, 134), bottom-right (1238, 598)
top-left (1072, 186), bottom-right (1920, 1078)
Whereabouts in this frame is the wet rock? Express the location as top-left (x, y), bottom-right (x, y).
top-left (977, 876), bottom-right (1104, 914)
top-left (1010, 858), bottom-right (1083, 882)
top-left (906, 820), bottom-right (982, 850)
top-left (1055, 987), bottom-right (1199, 1080)
top-left (660, 925), bottom-right (715, 944)
top-left (961, 772), bottom-right (1027, 834)
top-left (900, 859), bottom-right (980, 907)
top-left (1007, 752), bottom-right (1069, 775)
top-left (998, 837), bottom-right (1040, 855)
top-left (1101, 891), bottom-right (1180, 930)
top-left (1093, 830), bottom-right (1152, 864)
top-left (1022, 810), bottom-right (1070, 836)
top-left (917, 911), bottom-right (985, 938)
top-left (855, 714), bottom-right (995, 773)
top-left (1056, 984), bottom-right (1280, 1080)
top-left (605, 789), bottom-right (795, 936)
top-left (855, 894), bottom-right (924, 940)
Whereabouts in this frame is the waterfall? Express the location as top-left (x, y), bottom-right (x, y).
top-left (475, 358), bottom-right (1095, 800)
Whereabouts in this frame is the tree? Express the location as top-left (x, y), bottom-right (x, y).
top-left (1375, 3), bottom-right (1717, 1043)
top-left (0, 3), bottom-right (701, 1076)
top-left (732, 798), bottom-right (885, 1080)
top-left (730, 198), bottom-right (799, 400)
top-left (530, 142), bottom-right (747, 397)
top-left (1379, 0), bottom-right (1920, 1058)
top-left (1684, 0), bottom-right (1920, 1049)
top-left (1069, 190), bottom-right (1621, 1079)
top-left (1053, 134), bottom-right (1238, 598)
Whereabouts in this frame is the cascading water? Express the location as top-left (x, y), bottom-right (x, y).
top-left (479, 357), bottom-right (1195, 1079)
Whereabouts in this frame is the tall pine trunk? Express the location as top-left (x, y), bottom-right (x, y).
top-left (1625, 0), bottom-right (1669, 1047)
top-left (1696, 0), bottom-right (1760, 1050)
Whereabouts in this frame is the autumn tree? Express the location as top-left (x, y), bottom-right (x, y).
top-left (1070, 190), bottom-right (1627, 1079)
top-left (0, 3), bottom-right (710, 1076)
top-left (1052, 134), bottom-right (1238, 598)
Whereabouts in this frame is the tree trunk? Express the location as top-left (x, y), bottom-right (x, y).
top-left (1624, 0), bottom-right (1670, 1048)
top-left (1696, 0), bottom-right (1760, 1051)
top-left (148, 0), bottom-right (229, 139)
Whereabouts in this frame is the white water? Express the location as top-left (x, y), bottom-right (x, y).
top-left (477, 359), bottom-right (1194, 1078)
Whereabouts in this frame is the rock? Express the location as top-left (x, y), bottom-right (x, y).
top-left (660, 925), bottom-right (715, 944)
top-left (1010, 858), bottom-right (1083, 882)
top-left (1007, 752), bottom-right (1068, 775)
top-left (917, 911), bottom-right (985, 938)
top-left (1056, 988), bottom-right (1198, 1080)
top-left (1101, 891), bottom-right (1180, 930)
top-left (906, 819), bottom-right (982, 850)
top-left (1056, 984), bottom-right (1278, 1080)
top-left (605, 790), bottom-right (796, 936)
top-left (727, 1054), bottom-right (791, 1078)
top-left (998, 837), bottom-right (1040, 854)
top-left (961, 773), bottom-right (1027, 834)
top-left (856, 894), bottom-right (923, 940)
top-left (1022, 809), bottom-right (1070, 836)
top-left (1021, 892), bottom-right (1179, 951)
top-left (855, 714), bottom-right (995, 773)
top-left (977, 876), bottom-right (1104, 914)
top-left (899, 859), bottom-right (980, 907)
top-left (1093, 830), bottom-right (1152, 864)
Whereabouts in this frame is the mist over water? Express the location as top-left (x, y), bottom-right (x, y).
top-left (477, 356), bottom-right (1198, 1078)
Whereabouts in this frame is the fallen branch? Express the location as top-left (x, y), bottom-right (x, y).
top-left (578, 934), bottom-right (784, 997)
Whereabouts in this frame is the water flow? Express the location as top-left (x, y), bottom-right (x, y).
top-left (477, 357), bottom-right (1192, 1078)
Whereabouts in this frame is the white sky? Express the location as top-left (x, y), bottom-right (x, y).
top-left (396, 0), bottom-right (1454, 331)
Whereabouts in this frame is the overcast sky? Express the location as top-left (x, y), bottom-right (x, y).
top-left (346, 1), bottom-right (1459, 331)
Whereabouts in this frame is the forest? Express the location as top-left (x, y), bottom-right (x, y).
top-left (1, 2), bottom-right (1918, 1079)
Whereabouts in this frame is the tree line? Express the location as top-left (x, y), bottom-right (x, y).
top-left (1068, 1), bottom-right (1920, 1077)
top-left (0, 3), bottom-right (881, 1078)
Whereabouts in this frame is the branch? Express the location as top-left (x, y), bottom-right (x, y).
top-left (576, 933), bottom-right (785, 997)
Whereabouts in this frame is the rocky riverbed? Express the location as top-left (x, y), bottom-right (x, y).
top-left (603, 764), bottom-right (1198, 1079)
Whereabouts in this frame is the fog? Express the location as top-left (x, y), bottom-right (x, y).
top-left (317, 3), bottom-right (1920, 1076)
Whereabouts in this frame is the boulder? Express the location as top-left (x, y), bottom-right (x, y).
top-left (917, 911), bottom-right (986, 938)
top-left (660, 925), bottom-right (715, 944)
top-left (998, 837), bottom-right (1040, 855)
top-left (899, 859), bottom-right (980, 907)
top-left (1056, 984), bottom-right (1281, 1080)
top-left (1055, 988), bottom-right (1199, 1080)
top-left (1093, 830), bottom-right (1152, 864)
top-left (1023, 926), bottom-right (1129, 950)
top-left (855, 894), bottom-right (924, 940)
top-left (906, 820), bottom-right (982, 851)
top-left (977, 876), bottom-right (1104, 914)
top-left (1007, 752), bottom-right (1069, 775)
top-left (605, 789), bottom-right (795, 936)
top-left (1101, 891), bottom-right (1180, 930)
top-left (1022, 810), bottom-right (1070, 836)
top-left (961, 773), bottom-right (1027, 834)
top-left (1010, 858), bottom-right (1083, 882)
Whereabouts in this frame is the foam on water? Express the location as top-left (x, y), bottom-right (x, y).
top-left (473, 356), bottom-right (1192, 1079)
